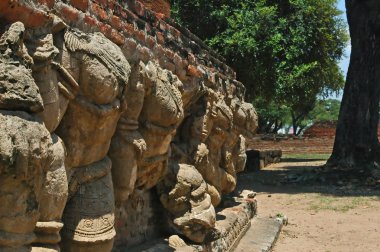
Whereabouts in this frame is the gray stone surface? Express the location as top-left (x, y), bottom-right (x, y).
top-left (234, 217), bottom-right (283, 252)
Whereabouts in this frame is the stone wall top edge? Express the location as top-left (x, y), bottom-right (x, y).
top-left (0, 0), bottom-right (239, 85)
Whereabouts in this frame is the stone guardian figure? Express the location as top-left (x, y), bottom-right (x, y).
top-left (0, 22), bottom-right (52, 252)
top-left (56, 29), bottom-right (131, 252)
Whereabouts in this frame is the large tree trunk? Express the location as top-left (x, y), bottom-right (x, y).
top-left (328, 0), bottom-right (380, 168)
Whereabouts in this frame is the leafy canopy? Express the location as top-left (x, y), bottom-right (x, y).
top-left (172, 0), bottom-right (348, 134)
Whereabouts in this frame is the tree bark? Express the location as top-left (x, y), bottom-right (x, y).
top-left (328, 0), bottom-right (380, 168)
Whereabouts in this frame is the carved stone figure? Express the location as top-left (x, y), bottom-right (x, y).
top-left (0, 22), bottom-right (52, 252)
top-left (0, 4), bottom-right (259, 250)
top-left (157, 162), bottom-right (218, 244)
top-left (109, 61), bottom-right (184, 204)
top-left (154, 87), bottom-right (222, 244)
top-left (25, 18), bottom-right (76, 252)
top-left (55, 29), bottom-right (131, 252)
top-left (226, 83), bottom-right (258, 174)
top-left (194, 93), bottom-right (235, 207)
top-left (177, 81), bottom-right (257, 208)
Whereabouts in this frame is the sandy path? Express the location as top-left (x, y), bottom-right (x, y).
top-left (237, 160), bottom-right (380, 252)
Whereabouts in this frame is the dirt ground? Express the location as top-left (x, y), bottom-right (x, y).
top-left (237, 159), bottom-right (380, 252)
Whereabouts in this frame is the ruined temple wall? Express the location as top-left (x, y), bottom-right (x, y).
top-left (137, 0), bottom-right (171, 18)
top-left (0, 0), bottom-right (238, 99)
top-left (248, 135), bottom-right (335, 154)
top-left (0, 1), bottom-right (255, 250)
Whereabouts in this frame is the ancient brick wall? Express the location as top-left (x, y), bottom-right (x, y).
top-left (0, 0), bottom-right (235, 87)
top-left (248, 135), bottom-right (335, 154)
top-left (137, 0), bottom-right (171, 18)
top-left (303, 121), bottom-right (337, 138)
top-left (0, 1), bottom-right (256, 251)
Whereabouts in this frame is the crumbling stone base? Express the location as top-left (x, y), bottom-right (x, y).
top-left (125, 192), bottom-right (257, 252)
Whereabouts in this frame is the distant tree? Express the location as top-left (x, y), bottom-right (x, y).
top-left (253, 96), bottom-right (291, 133)
top-left (328, 0), bottom-right (380, 169)
top-left (290, 98), bottom-right (341, 135)
top-left (172, 0), bottom-right (348, 134)
top-left (308, 99), bottom-right (341, 122)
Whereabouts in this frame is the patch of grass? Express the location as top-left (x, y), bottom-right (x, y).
top-left (276, 213), bottom-right (285, 218)
top-left (282, 153), bottom-right (331, 160)
top-left (309, 195), bottom-right (378, 213)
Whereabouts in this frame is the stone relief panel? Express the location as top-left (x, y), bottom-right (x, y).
top-left (0, 13), bottom-right (257, 251)
top-left (0, 22), bottom-right (57, 252)
top-left (56, 28), bottom-right (131, 252)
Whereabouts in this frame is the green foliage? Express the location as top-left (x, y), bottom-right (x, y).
top-left (308, 99), bottom-right (341, 123)
top-left (291, 98), bottom-right (341, 135)
top-left (253, 96), bottom-right (291, 133)
top-left (172, 0), bottom-right (348, 134)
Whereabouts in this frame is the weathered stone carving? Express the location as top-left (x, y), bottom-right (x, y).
top-left (176, 88), bottom-right (235, 207)
top-left (25, 19), bottom-right (74, 252)
top-left (227, 83), bottom-right (258, 174)
top-left (110, 60), bottom-right (184, 204)
top-left (157, 162), bottom-right (217, 243)
top-left (0, 1), bottom-right (258, 250)
top-left (55, 29), bottom-right (131, 252)
top-left (0, 22), bottom-right (52, 252)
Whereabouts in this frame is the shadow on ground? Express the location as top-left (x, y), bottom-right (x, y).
top-left (237, 158), bottom-right (380, 197)
top-left (281, 158), bottom-right (328, 162)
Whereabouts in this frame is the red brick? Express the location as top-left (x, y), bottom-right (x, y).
top-left (155, 12), bottom-right (165, 19)
top-left (165, 61), bottom-right (176, 73)
top-left (137, 45), bottom-right (152, 62)
top-left (130, 0), bottom-right (145, 16)
top-left (156, 32), bottom-right (165, 45)
top-left (0, 2), bottom-right (51, 28)
top-left (173, 53), bottom-right (189, 69)
top-left (134, 29), bottom-right (146, 43)
top-left (92, 3), bottom-right (108, 21)
top-left (153, 44), bottom-right (165, 58)
top-left (173, 53), bottom-right (182, 67)
top-left (145, 23), bottom-right (152, 34)
top-left (124, 8), bottom-right (139, 23)
top-left (109, 29), bottom-right (125, 45)
top-left (168, 25), bottom-right (181, 40)
top-left (123, 38), bottom-right (137, 55)
top-left (208, 73), bottom-right (216, 84)
top-left (27, 10), bottom-right (52, 27)
top-left (187, 65), bottom-right (203, 78)
top-left (176, 69), bottom-right (188, 82)
top-left (188, 53), bottom-right (196, 65)
top-left (93, 0), bottom-right (114, 9)
top-left (59, 4), bottom-right (80, 23)
top-left (97, 22), bottom-right (112, 35)
top-left (113, 3), bottom-right (128, 20)
top-left (158, 57), bottom-right (166, 69)
top-left (110, 15), bottom-right (122, 30)
top-left (122, 23), bottom-right (134, 36)
top-left (125, 38), bottom-right (137, 51)
top-left (181, 59), bottom-right (189, 68)
top-left (138, 0), bottom-right (171, 18)
top-left (158, 20), bottom-right (167, 31)
top-left (84, 14), bottom-right (98, 27)
top-left (164, 49), bottom-right (174, 60)
top-left (37, 0), bottom-right (55, 9)
top-left (70, 0), bottom-right (89, 12)
top-left (145, 35), bottom-right (155, 49)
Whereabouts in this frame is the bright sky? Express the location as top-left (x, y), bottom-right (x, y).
top-left (338, 0), bottom-right (350, 77)
top-left (332, 0), bottom-right (350, 100)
